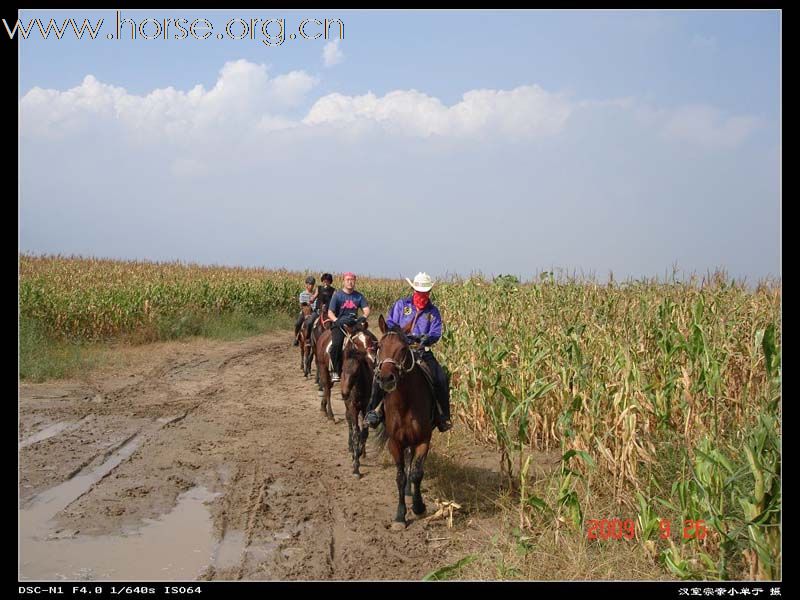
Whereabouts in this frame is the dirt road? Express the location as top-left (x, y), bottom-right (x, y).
top-left (19, 331), bottom-right (508, 581)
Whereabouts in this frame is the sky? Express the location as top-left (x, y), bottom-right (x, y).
top-left (16, 9), bottom-right (781, 282)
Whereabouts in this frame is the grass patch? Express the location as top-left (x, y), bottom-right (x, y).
top-left (19, 316), bottom-right (106, 382)
top-left (418, 428), bottom-right (669, 581)
top-left (444, 470), bottom-right (671, 581)
top-left (197, 311), bottom-right (294, 341)
top-left (423, 554), bottom-right (478, 581)
top-left (20, 310), bottom-right (294, 382)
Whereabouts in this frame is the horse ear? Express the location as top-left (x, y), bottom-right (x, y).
top-left (378, 314), bottom-right (387, 334)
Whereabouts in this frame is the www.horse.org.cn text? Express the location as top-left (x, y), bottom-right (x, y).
top-left (5, 10), bottom-right (345, 47)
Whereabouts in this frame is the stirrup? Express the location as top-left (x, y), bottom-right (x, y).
top-left (436, 418), bottom-right (452, 432)
top-left (365, 410), bottom-right (382, 428)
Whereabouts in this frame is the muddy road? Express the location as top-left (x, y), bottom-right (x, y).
top-left (19, 331), bottom-right (511, 581)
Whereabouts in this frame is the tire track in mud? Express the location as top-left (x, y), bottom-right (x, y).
top-left (20, 332), bottom-right (486, 581)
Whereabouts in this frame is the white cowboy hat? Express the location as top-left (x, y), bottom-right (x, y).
top-left (406, 272), bottom-right (434, 292)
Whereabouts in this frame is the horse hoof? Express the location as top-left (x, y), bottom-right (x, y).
top-left (390, 521), bottom-right (407, 531)
top-left (412, 504), bottom-right (426, 516)
top-left (352, 472), bottom-right (362, 479)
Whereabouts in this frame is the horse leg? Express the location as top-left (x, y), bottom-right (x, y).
top-left (351, 412), bottom-right (363, 478)
top-left (388, 439), bottom-right (407, 528)
top-left (409, 442), bottom-right (429, 516)
top-left (324, 380), bottom-right (334, 420)
top-left (404, 447), bottom-right (413, 497)
top-left (318, 366), bottom-right (328, 414)
top-left (343, 396), bottom-right (362, 478)
top-left (346, 408), bottom-right (354, 453)
top-left (304, 346), bottom-right (313, 378)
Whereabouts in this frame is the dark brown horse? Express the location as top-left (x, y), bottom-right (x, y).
top-left (308, 304), bottom-right (330, 386)
top-left (312, 314), bottom-right (371, 423)
top-left (374, 314), bottom-right (435, 529)
top-left (340, 323), bottom-right (378, 478)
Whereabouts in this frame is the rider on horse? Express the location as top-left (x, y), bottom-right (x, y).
top-left (328, 272), bottom-right (370, 383)
top-left (306, 273), bottom-right (336, 334)
top-left (293, 275), bottom-right (316, 346)
top-left (365, 272), bottom-right (452, 432)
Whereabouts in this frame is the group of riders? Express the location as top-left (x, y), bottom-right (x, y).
top-left (293, 271), bottom-right (453, 433)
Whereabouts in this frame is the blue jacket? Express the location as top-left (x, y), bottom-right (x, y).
top-left (386, 297), bottom-right (442, 344)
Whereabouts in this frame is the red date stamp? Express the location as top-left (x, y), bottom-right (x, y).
top-left (586, 519), bottom-right (635, 540)
top-left (587, 519), bottom-right (708, 541)
top-left (660, 519), bottom-right (707, 540)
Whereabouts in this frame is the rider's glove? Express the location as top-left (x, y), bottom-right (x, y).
top-left (418, 335), bottom-right (430, 347)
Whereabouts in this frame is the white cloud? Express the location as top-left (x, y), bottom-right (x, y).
top-left (661, 105), bottom-right (761, 149)
top-left (20, 59), bottom-right (317, 141)
top-left (19, 61), bottom-right (761, 152)
top-left (19, 63), bottom-right (777, 282)
top-left (304, 85), bottom-right (572, 139)
top-left (322, 40), bottom-right (344, 67)
top-left (19, 75), bottom-right (127, 138)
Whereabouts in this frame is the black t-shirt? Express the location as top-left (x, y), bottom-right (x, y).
top-left (316, 285), bottom-right (335, 311)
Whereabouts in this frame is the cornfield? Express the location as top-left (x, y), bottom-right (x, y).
top-left (19, 255), bottom-right (781, 579)
top-left (435, 272), bottom-right (781, 581)
top-left (19, 254), bottom-right (405, 340)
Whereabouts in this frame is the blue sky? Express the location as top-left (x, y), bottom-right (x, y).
top-left (17, 9), bottom-right (780, 282)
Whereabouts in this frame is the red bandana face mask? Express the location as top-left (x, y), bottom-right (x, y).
top-left (412, 291), bottom-right (430, 310)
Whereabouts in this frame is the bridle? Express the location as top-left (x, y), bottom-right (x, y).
top-left (375, 331), bottom-right (417, 379)
top-left (343, 329), bottom-right (378, 366)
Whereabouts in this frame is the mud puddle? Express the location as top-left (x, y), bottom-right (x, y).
top-left (19, 416), bottom-right (94, 450)
top-left (20, 486), bottom-right (218, 581)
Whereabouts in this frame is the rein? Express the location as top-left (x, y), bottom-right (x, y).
top-left (376, 306), bottom-right (425, 378)
top-left (376, 331), bottom-right (417, 378)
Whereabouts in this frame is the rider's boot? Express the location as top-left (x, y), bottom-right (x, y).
top-left (365, 377), bottom-right (385, 428)
top-left (433, 370), bottom-right (452, 432)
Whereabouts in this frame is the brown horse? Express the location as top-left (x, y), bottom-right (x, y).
top-left (312, 314), bottom-right (371, 423)
top-left (374, 314), bottom-right (435, 529)
top-left (340, 323), bottom-right (378, 478)
top-left (307, 304), bottom-right (330, 385)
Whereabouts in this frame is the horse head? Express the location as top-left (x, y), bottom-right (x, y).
top-left (342, 320), bottom-right (378, 387)
top-left (376, 314), bottom-right (417, 393)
